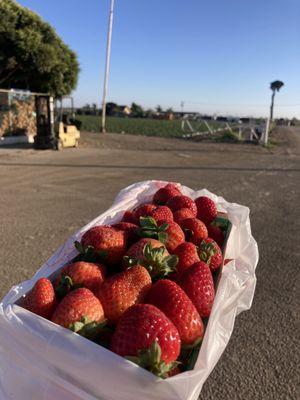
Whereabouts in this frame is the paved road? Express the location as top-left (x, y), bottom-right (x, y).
top-left (0, 128), bottom-right (299, 399)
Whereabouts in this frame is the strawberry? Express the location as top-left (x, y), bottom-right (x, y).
top-left (146, 280), bottom-right (204, 346)
top-left (166, 195), bottom-right (197, 217)
top-left (153, 183), bottom-right (181, 205)
top-left (198, 238), bottom-right (223, 271)
top-left (21, 278), bottom-right (56, 319)
top-left (125, 238), bottom-right (168, 260)
top-left (150, 206), bottom-right (174, 224)
top-left (159, 220), bottom-right (185, 252)
top-left (121, 210), bottom-right (138, 224)
top-left (207, 224), bottom-right (224, 248)
top-left (54, 261), bottom-right (106, 298)
top-left (173, 208), bottom-right (195, 224)
top-left (111, 304), bottom-right (181, 377)
top-left (138, 217), bottom-right (185, 253)
top-left (112, 222), bottom-right (139, 245)
top-left (195, 196), bottom-right (217, 224)
top-left (95, 266), bottom-right (151, 323)
top-left (133, 203), bottom-right (156, 221)
top-left (179, 261), bottom-right (215, 318)
top-left (124, 238), bottom-right (178, 279)
top-left (51, 287), bottom-right (105, 329)
top-left (180, 218), bottom-right (208, 245)
top-left (173, 242), bottom-right (200, 276)
top-left (78, 225), bottom-right (127, 265)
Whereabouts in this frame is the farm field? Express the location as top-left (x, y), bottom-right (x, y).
top-left (76, 115), bottom-right (222, 137)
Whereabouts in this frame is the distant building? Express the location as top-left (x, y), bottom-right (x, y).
top-left (216, 116), bottom-right (228, 122)
top-left (239, 118), bottom-right (250, 124)
top-left (118, 105), bottom-right (131, 116)
top-left (153, 112), bottom-right (174, 120)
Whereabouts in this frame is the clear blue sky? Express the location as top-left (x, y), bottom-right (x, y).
top-left (20, 0), bottom-right (300, 117)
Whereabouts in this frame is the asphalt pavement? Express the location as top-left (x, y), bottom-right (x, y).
top-left (0, 127), bottom-right (299, 399)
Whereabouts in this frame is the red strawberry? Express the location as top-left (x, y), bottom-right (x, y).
top-left (121, 210), bottom-right (138, 224)
top-left (159, 220), bottom-right (185, 252)
top-left (95, 266), bottom-right (151, 323)
top-left (173, 242), bottom-right (200, 276)
top-left (112, 222), bottom-right (139, 245)
top-left (146, 280), bottom-right (204, 346)
top-left (179, 261), bottom-right (215, 318)
top-left (124, 238), bottom-right (178, 279)
top-left (55, 261), bottom-right (106, 297)
top-left (150, 206), bottom-right (174, 224)
top-left (166, 195), bottom-right (197, 217)
top-left (79, 225), bottom-right (127, 265)
top-left (125, 238), bottom-right (169, 259)
top-left (195, 196), bottom-right (217, 224)
top-left (173, 208), bottom-right (195, 224)
top-left (133, 203), bottom-right (156, 221)
top-left (180, 218), bottom-right (208, 244)
top-left (111, 304), bottom-right (181, 377)
top-left (207, 225), bottom-right (224, 248)
top-left (138, 217), bottom-right (184, 253)
top-left (21, 278), bottom-right (56, 319)
top-left (51, 287), bottom-right (105, 328)
top-left (198, 238), bottom-right (223, 271)
top-left (153, 183), bottom-right (181, 205)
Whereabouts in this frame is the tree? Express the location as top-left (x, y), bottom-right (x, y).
top-left (92, 103), bottom-right (97, 115)
top-left (0, 0), bottom-right (79, 97)
top-left (106, 102), bottom-right (118, 116)
top-left (145, 108), bottom-right (154, 118)
top-left (156, 105), bottom-right (163, 113)
top-left (166, 107), bottom-right (173, 113)
top-left (270, 80), bottom-right (284, 121)
top-left (131, 102), bottom-right (144, 118)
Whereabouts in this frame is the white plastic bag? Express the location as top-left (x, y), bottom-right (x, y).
top-left (0, 180), bottom-right (259, 400)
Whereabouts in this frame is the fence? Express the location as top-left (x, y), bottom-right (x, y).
top-left (181, 114), bottom-right (270, 145)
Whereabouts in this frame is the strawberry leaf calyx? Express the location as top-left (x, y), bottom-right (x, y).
top-left (198, 240), bottom-right (216, 264)
top-left (142, 243), bottom-right (178, 279)
top-left (55, 275), bottom-right (84, 300)
top-left (73, 241), bottom-right (107, 263)
top-left (55, 275), bottom-right (73, 300)
top-left (69, 316), bottom-right (107, 340)
top-left (138, 217), bottom-right (169, 245)
top-left (125, 341), bottom-right (179, 379)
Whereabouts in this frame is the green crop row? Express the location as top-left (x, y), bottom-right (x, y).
top-left (76, 115), bottom-right (184, 137)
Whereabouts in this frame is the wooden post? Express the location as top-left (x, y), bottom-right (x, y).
top-left (263, 118), bottom-right (270, 145)
top-left (238, 127), bottom-right (242, 140)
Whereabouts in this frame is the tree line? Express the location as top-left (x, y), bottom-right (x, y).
top-left (77, 102), bottom-right (174, 118)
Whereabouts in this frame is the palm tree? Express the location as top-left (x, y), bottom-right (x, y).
top-left (270, 80), bottom-right (284, 121)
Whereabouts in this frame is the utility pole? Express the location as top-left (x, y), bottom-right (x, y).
top-left (101, 0), bottom-right (115, 133)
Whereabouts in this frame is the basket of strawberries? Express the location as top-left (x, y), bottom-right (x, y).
top-left (0, 180), bottom-right (258, 400)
